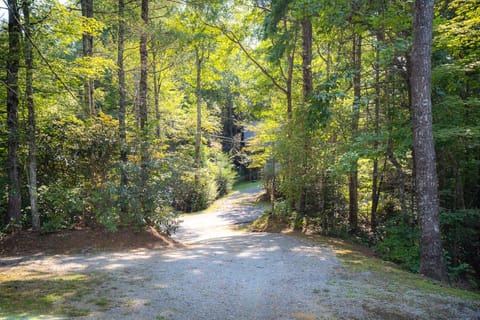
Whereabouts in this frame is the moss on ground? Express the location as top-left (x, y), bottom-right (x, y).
top-left (0, 270), bottom-right (114, 318)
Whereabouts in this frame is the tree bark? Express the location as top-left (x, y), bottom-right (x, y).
top-left (23, 0), bottom-right (39, 231)
top-left (371, 29), bottom-right (384, 233)
top-left (6, 0), bottom-right (22, 224)
top-left (81, 0), bottom-right (95, 116)
top-left (283, 17), bottom-right (295, 118)
top-left (139, 0), bottom-right (148, 132)
top-left (297, 17), bottom-right (313, 219)
top-left (286, 32), bottom-right (294, 117)
top-left (139, 0), bottom-right (149, 215)
top-left (285, 24), bottom-right (295, 213)
top-left (152, 50), bottom-right (161, 140)
top-left (301, 18), bottom-right (313, 100)
top-left (194, 47), bottom-right (203, 170)
top-left (371, 157), bottom-right (379, 231)
top-left (410, 0), bottom-right (447, 281)
top-left (349, 32), bottom-right (362, 234)
top-left (118, 0), bottom-right (128, 216)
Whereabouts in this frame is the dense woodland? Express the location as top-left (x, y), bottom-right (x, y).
top-left (1, 0), bottom-right (479, 285)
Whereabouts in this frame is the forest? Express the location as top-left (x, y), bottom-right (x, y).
top-left (1, 0), bottom-right (479, 286)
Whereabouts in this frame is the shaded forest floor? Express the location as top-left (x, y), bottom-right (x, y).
top-left (0, 226), bottom-right (177, 257)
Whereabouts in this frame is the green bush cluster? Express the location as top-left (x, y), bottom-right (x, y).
top-left (441, 209), bottom-right (480, 284)
top-left (171, 152), bottom-right (236, 212)
top-left (374, 210), bottom-right (480, 285)
top-left (0, 110), bottom-right (237, 234)
top-left (374, 217), bottom-right (420, 273)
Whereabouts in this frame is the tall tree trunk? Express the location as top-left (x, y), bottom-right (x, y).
top-left (297, 17), bottom-right (313, 219)
top-left (152, 50), bottom-right (161, 140)
top-left (23, 0), bottom-right (39, 231)
top-left (301, 18), bottom-right (313, 100)
top-left (371, 29), bottom-right (384, 233)
top-left (285, 25), bottom-right (295, 212)
top-left (371, 164), bottom-right (379, 232)
top-left (349, 33), bottom-right (362, 234)
top-left (139, 0), bottom-right (149, 214)
top-left (194, 47), bottom-right (203, 171)
top-left (476, 157), bottom-right (480, 208)
top-left (286, 50), bottom-right (294, 117)
top-left (410, 0), bottom-right (447, 281)
top-left (117, 0), bottom-right (128, 216)
top-left (6, 0), bottom-right (22, 224)
top-left (81, 0), bottom-right (95, 116)
top-left (284, 17), bottom-right (295, 118)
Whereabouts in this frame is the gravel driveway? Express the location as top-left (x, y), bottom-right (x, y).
top-left (1, 185), bottom-right (479, 319)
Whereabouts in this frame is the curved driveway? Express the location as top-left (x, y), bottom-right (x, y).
top-left (2, 184), bottom-right (479, 319)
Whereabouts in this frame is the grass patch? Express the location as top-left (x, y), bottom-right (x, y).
top-left (88, 297), bottom-right (111, 307)
top-left (0, 270), bottom-right (112, 318)
top-left (232, 180), bottom-right (261, 192)
top-left (305, 235), bottom-right (480, 301)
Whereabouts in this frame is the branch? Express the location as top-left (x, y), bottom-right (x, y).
top-left (203, 21), bottom-right (288, 95)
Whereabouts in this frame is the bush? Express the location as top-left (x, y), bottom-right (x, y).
top-left (170, 150), bottom-right (236, 213)
top-left (210, 153), bottom-right (236, 197)
top-left (441, 209), bottom-right (480, 284)
top-left (375, 209), bottom-right (480, 286)
top-left (250, 200), bottom-right (290, 232)
top-left (100, 160), bottom-right (179, 234)
top-left (171, 169), bottom-right (218, 212)
top-left (38, 184), bottom-right (84, 232)
top-left (374, 217), bottom-right (420, 272)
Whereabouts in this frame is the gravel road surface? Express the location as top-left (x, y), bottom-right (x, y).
top-left (1, 185), bottom-right (479, 319)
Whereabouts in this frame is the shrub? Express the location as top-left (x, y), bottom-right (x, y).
top-left (38, 184), bottom-right (83, 232)
top-left (210, 153), bottom-right (236, 197)
top-left (441, 209), bottom-right (480, 284)
top-left (170, 150), bottom-right (236, 213)
top-left (374, 217), bottom-right (420, 272)
top-left (171, 169), bottom-right (218, 212)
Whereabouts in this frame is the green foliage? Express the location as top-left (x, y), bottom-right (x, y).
top-left (375, 210), bottom-right (480, 285)
top-left (271, 199), bottom-right (290, 218)
top-left (26, 112), bottom-right (181, 234)
top-left (171, 169), bottom-right (217, 213)
top-left (0, 173), bottom-right (7, 227)
top-left (375, 218), bottom-right (420, 273)
top-left (441, 209), bottom-right (480, 284)
top-left (210, 152), bottom-right (237, 197)
top-left (250, 200), bottom-right (290, 232)
top-left (38, 184), bottom-right (83, 233)
top-left (263, 0), bottom-right (292, 36)
top-left (435, 0), bottom-right (480, 64)
top-left (170, 150), bottom-right (236, 213)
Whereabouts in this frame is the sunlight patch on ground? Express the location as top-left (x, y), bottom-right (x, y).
top-left (291, 312), bottom-right (317, 320)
